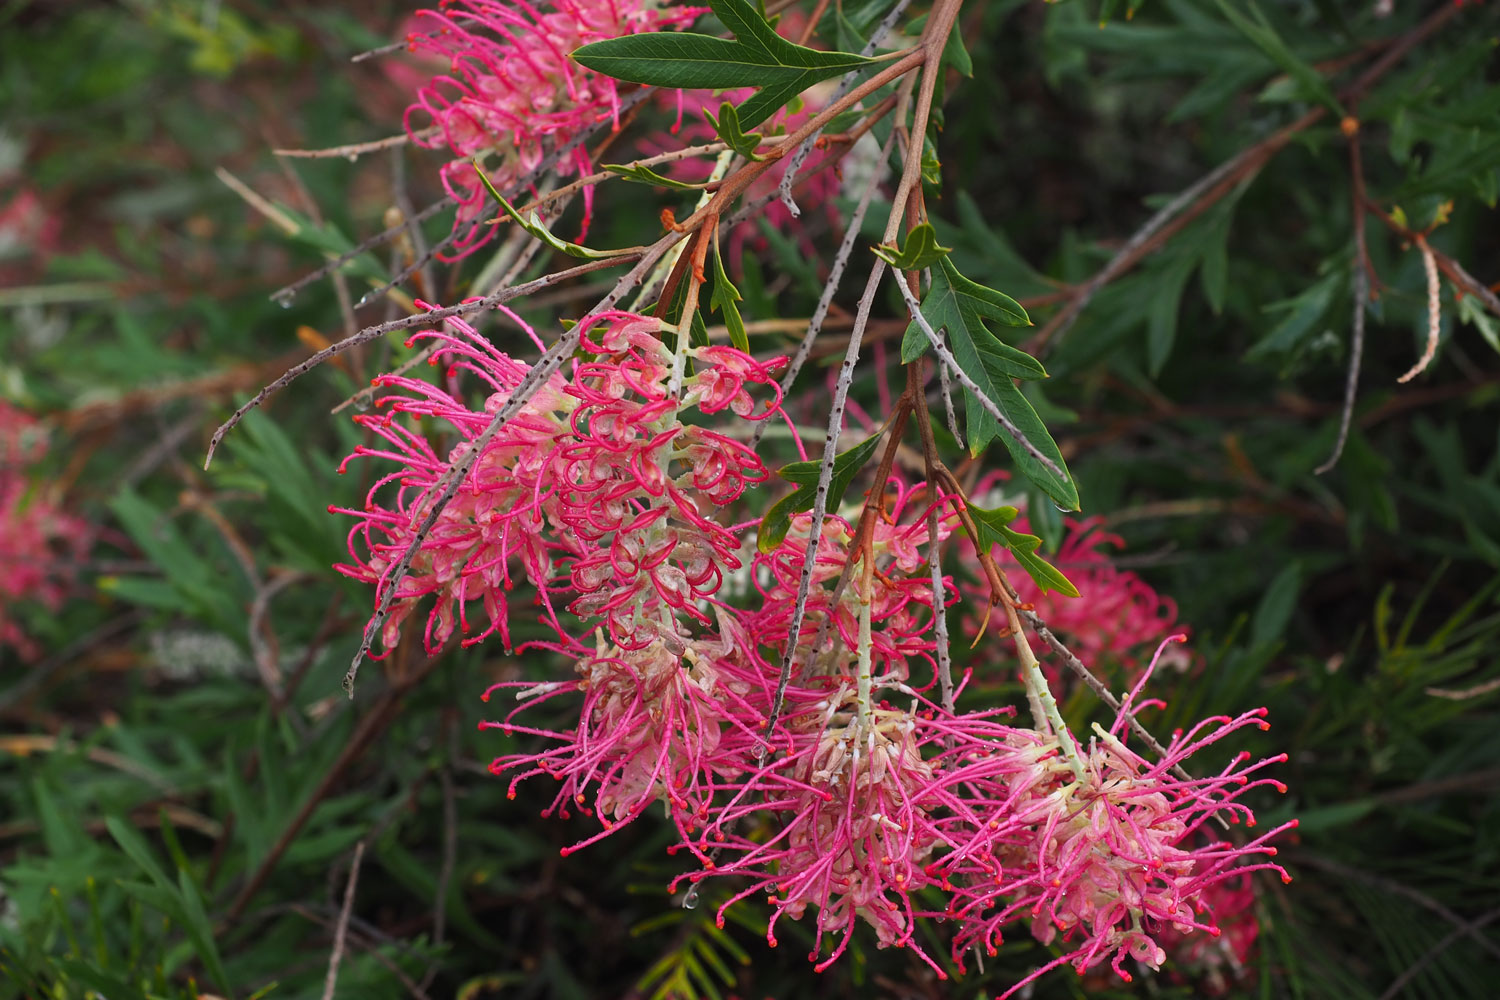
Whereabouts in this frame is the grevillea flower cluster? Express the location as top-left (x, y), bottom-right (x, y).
top-left (0, 401), bottom-right (90, 660)
top-left (333, 310), bottom-right (1292, 992)
top-left (402, 0), bottom-right (703, 257)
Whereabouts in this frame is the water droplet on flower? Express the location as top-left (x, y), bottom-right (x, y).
top-left (681, 886), bottom-right (700, 910)
top-left (352, 395), bottom-right (371, 413)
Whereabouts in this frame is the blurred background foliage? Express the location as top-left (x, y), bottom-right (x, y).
top-left (1, 0), bottom-right (1498, 998)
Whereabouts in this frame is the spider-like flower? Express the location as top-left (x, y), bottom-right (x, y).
top-left (332, 305), bottom-right (785, 654)
top-left (936, 638), bottom-right (1296, 996)
top-left (481, 618), bottom-right (769, 854)
top-left (403, 0), bottom-right (704, 258)
top-left (682, 687), bottom-right (956, 976)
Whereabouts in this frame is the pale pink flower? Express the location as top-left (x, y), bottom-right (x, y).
top-left (935, 638), bottom-right (1295, 996)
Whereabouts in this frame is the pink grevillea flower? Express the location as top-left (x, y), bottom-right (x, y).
top-left (1015, 515), bottom-right (1185, 670)
top-left (935, 637), bottom-right (1296, 997)
top-left (682, 691), bottom-right (952, 975)
top-left (480, 623), bottom-right (769, 854)
top-left (331, 305), bottom-right (786, 655)
top-left (0, 402), bottom-right (90, 660)
top-left (747, 480), bottom-right (958, 686)
top-left (402, 0), bottom-right (704, 258)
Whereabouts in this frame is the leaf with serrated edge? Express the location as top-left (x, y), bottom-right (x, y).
top-left (969, 505), bottom-right (1079, 597)
top-left (706, 101), bottom-right (764, 161)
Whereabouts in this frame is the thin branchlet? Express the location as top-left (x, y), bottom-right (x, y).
top-left (762, 258), bottom-right (890, 744)
top-left (271, 87), bottom-right (657, 305)
top-left (205, 256), bottom-right (634, 468)
top-left (751, 128), bottom-right (897, 449)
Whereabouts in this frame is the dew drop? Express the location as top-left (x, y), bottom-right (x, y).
top-left (751, 742), bottom-right (768, 764)
top-left (347, 153), bottom-right (359, 163)
top-left (681, 886), bottom-right (700, 910)
top-left (356, 292), bottom-right (374, 308)
top-left (273, 292), bottom-right (294, 309)
top-left (352, 394), bottom-right (372, 413)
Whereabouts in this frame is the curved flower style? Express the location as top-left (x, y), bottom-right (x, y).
top-left (1157, 872), bottom-right (1262, 993)
top-left (403, 0), bottom-right (704, 258)
top-left (0, 402), bottom-right (90, 660)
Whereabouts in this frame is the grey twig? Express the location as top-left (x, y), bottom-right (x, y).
top-left (272, 87), bottom-right (655, 306)
top-left (1019, 609), bottom-right (1194, 786)
top-left (206, 255), bottom-right (634, 468)
top-left (1314, 259), bottom-right (1368, 475)
top-left (321, 840), bottom-right (366, 1000)
top-left (762, 260), bottom-right (889, 743)
top-left (775, 0), bottom-right (914, 217)
top-left (1379, 908), bottom-right (1500, 1000)
top-left (342, 232), bottom-right (681, 694)
top-left (751, 128), bottom-right (896, 449)
top-left (927, 507), bottom-right (955, 714)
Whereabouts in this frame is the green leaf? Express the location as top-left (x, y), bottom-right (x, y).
top-left (705, 101), bottom-right (764, 161)
top-left (898, 259), bottom-right (1073, 507)
top-left (473, 162), bottom-right (629, 260)
top-left (571, 0), bottom-right (875, 128)
top-left (709, 237), bottom-right (749, 352)
top-left (1252, 562), bottom-right (1302, 647)
top-left (758, 433), bottom-right (883, 552)
top-left (968, 503), bottom-right (1021, 549)
top-left (871, 223), bottom-right (952, 271)
top-left (975, 377), bottom-right (1078, 511)
top-left (602, 162), bottom-right (705, 190)
top-left (969, 504), bottom-right (1079, 597)
top-left (941, 15), bottom-right (972, 77)
top-left (176, 867), bottom-right (231, 994)
top-left (1245, 270), bottom-right (1341, 362)
top-left (1458, 286), bottom-right (1500, 355)
top-left (1147, 254), bottom-right (1197, 376)
top-left (1213, 0), bottom-right (1343, 115)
